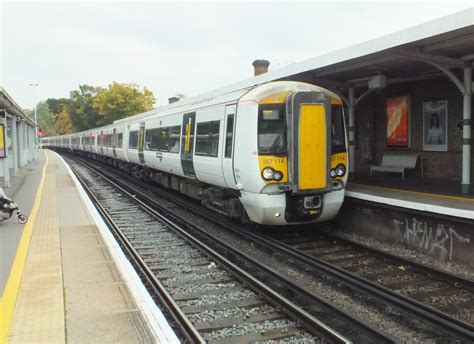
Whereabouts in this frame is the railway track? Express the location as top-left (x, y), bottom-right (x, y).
top-left (66, 156), bottom-right (354, 344)
top-left (63, 152), bottom-right (473, 342)
top-left (270, 229), bottom-right (474, 324)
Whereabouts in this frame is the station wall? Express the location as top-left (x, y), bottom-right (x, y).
top-left (354, 78), bottom-right (473, 181)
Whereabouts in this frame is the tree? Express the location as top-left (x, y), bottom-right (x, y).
top-left (45, 98), bottom-right (70, 116)
top-left (68, 85), bottom-right (103, 131)
top-left (92, 82), bottom-right (155, 126)
top-left (54, 107), bottom-right (75, 134)
top-left (36, 101), bottom-right (57, 136)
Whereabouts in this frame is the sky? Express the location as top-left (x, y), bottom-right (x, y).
top-left (1, 1), bottom-right (473, 110)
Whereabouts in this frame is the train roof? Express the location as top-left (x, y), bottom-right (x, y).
top-left (112, 85), bottom-right (255, 125)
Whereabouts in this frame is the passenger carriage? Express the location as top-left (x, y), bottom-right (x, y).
top-left (44, 81), bottom-right (348, 225)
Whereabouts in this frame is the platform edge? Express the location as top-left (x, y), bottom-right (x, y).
top-left (54, 151), bottom-right (180, 344)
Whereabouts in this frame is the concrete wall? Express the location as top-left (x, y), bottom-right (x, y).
top-left (335, 198), bottom-right (473, 266)
top-left (353, 79), bottom-right (473, 181)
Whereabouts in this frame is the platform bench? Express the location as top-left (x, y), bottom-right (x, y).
top-left (370, 152), bottom-right (423, 179)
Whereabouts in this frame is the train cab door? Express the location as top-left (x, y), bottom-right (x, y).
top-left (222, 105), bottom-right (236, 187)
top-left (181, 112), bottom-right (196, 177)
top-left (138, 122), bottom-right (145, 164)
top-left (287, 92), bottom-right (331, 193)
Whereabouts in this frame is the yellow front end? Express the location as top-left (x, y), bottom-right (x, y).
top-left (255, 89), bottom-right (348, 224)
top-left (299, 104), bottom-right (327, 190)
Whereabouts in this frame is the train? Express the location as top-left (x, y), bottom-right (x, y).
top-left (43, 81), bottom-right (348, 225)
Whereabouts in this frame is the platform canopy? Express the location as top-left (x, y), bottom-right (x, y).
top-left (204, 8), bottom-right (474, 96)
top-left (0, 87), bottom-right (36, 127)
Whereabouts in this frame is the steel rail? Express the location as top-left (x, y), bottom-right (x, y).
top-left (151, 185), bottom-right (474, 341)
top-left (71, 167), bottom-right (206, 344)
top-left (69, 154), bottom-right (397, 344)
top-left (242, 229), bottom-right (474, 342)
top-left (68, 155), bottom-right (352, 344)
top-left (322, 233), bottom-right (474, 292)
top-left (102, 159), bottom-right (473, 340)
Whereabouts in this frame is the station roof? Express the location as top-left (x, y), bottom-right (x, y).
top-left (0, 87), bottom-right (36, 127)
top-left (193, 7), bottom-right (474, 102)
top-left (117, 8), bottom-right (473, 125)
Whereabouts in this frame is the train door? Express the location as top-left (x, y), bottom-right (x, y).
top-left (222, 105), bottom-right (236, 187)
top-left (180, 112), bottom-right (196, 177)
top-left (123, 124), bottom-right (130, 162)
top-left (112, 128), bottom-right (117, 158)
top-left (100, 131), bottom-right (104, 155)
top-left (287, 92), bottom-right (331, 192)
top-left (138, 122), bottom-right (145, 164)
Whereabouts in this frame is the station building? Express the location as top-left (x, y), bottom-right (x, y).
top-left (0, 87), bottom-right (37, 187)
top-left (222, 8), bottom-right (474, 194)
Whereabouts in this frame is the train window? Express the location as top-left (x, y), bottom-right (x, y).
top-left (168, 126), bottom-right (180, 153)
top-left (331, 105), bottom-right (346, 153)
top-left (129, 130), bottom-right (139, 149)
top-left (258, 105), bottom-right (286, 156)
top-left (145, 126), bottom-right (180, 153)
top-left (225, 115), bottom-right (234, 158)
top-left (195, 120), bottom-right (220, 157)
top-left (117, 133), bottom-right (123, 147)
top-left (145, 128), bottom-right (165, 151)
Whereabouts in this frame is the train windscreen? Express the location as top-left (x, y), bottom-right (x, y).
top-left (258, 104), bottom-right (287, 156)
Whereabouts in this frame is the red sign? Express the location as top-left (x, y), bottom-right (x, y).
top-left (386, 96), bottom-right (409, 147)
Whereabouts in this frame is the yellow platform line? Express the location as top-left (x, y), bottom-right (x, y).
top-left (0, 151), bottom-right (48, 344)
top-left (350, 182), bottom-right (474, 203)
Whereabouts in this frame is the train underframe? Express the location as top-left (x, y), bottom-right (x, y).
top-left (56, 148), bottom-right (342, 225)
top-left (66, 149), bottom-right (249, 222)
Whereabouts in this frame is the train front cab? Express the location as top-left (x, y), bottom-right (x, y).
top-left (240, 88), bottom-right (348, 225)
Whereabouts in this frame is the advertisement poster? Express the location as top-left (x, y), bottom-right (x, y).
top-left (423, 100), bottom-right (448, 152)
top-left (0, 124), bottom-right (6, 158)
top-left (386, 96), bottom-right (409, 148)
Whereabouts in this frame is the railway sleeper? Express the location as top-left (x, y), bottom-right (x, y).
top-left (194, 312), bottom-right (285, 332)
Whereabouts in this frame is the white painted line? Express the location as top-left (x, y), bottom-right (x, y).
top-left (346, 191), bottom-right (474, 220)
top-left (54, 152), bottom-right (180, 344)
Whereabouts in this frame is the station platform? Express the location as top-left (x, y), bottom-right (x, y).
top-left (339, 176), bottom-right (473, 266)
top-left (0, 150), bottom-right (178, 343)
top-left (346, 175), bottom-right (474, 220)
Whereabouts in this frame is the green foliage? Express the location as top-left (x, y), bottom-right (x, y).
top-left (46, 83), bottom-right (156, 133)
top-left (46, 98), bottom-right (70, 116)
top-left (92, 82), bottom-right (155, 126)
top-left (68, 85), bottom-right (103, 132)
top-left (54, 107), bottom-right (74, 134)
top-left (36, 101), bottom-right (58, 136)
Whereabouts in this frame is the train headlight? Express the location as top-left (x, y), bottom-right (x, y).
top-left (335, 164), bottom-right (346, 177)
top-left (273, 171), bottom-right (283, 181)
top-left (330, 169), bottom-right (337, 178)
top-left (262, 167), bottom-right (275, 180)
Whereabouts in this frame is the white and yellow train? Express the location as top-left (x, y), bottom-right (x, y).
top-left (44, 81), bottom-right (348, 225)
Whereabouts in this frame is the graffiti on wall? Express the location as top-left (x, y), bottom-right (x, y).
top-left (393, 217), bottom-right (471, 260)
